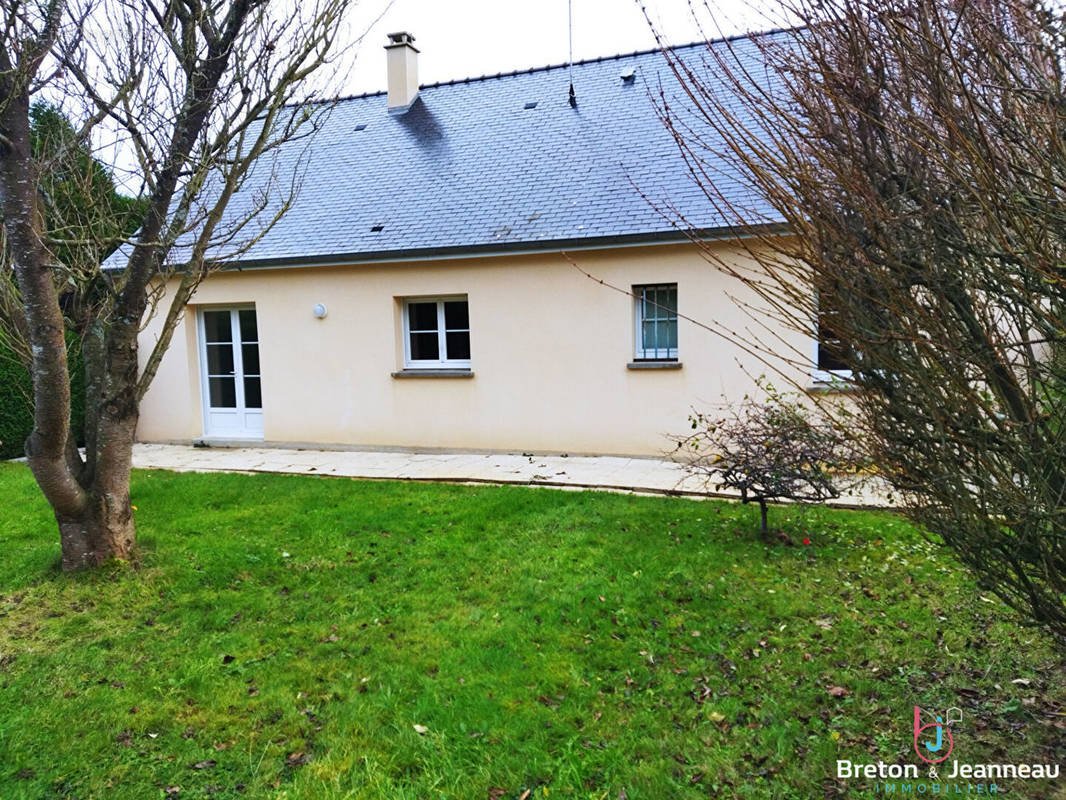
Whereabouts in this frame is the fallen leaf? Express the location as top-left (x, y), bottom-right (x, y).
top-left (413, 724), bottom-right (429, 735)
top-left (192, 760), bottom-right (216, 770)
top-left (286, 751), bottom-right (311, 767)
top-left (827, 686), bottom-right (849, 698)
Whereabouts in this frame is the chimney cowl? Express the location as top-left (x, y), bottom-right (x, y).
top-left (385, 31), bottom-right (419, 113)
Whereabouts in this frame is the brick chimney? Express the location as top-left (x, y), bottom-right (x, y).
top-left (385, 32), bottom-right (419, 113)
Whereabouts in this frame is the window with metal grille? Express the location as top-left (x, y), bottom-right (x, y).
top-left (633, 284), bottom-right (678, 360)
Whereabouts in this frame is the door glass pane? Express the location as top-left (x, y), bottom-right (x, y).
top-left (446, 331), bottom-right (470, 360)
top-left (408, 302), bottom-right (439, 331)
top-left (209, 377), bottom-right (237, 408)
top-left (238, 310), bottom-right (258, 342)
top-left (206, 343), bottom-right (234, 375)
top-left (241, 344), bottom-right (260, 376)
top-left (444, 301), bottom-right (469, 330)
top-left (409, 331), bottom-right (439, 361)
top-left (204, 311), bottom-right (232, 343)
top-left (244, 377), bottom-right (262, 409)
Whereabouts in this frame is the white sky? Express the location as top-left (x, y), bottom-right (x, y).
top-left (342, 0), bottom-right (764, 97)
top-left (85, 0), bottom-right (774, 191)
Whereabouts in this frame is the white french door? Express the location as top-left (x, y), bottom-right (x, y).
top-left (198, 307), bottom-right (264, 439)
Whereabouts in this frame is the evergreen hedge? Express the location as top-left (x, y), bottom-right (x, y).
top-left (0, 339), bottom-right (84, 460)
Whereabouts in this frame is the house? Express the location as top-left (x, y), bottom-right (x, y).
top-left (137, 30), bottom-right (830, 456)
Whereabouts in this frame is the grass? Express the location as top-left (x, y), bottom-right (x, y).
top-left (0, 463), bottom-right (1063, 799)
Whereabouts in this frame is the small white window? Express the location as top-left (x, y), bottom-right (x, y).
top-left (634, 284), bottom-right (678, 360)
top-left (402, 296), bottom-right (471, 369)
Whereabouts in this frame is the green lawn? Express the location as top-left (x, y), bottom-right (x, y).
top-left (0, 463), bottom-right (1063, 799)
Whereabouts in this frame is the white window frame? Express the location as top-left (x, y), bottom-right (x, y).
top-left (402, 296), bottom-right (472, 369)
top-left (633, 283), bottom-right (679, 361)
top-left (811, 348), bottom-right (855, 385)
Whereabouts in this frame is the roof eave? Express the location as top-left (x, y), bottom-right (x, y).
top-left (193, 223), bottom-right (788, 273)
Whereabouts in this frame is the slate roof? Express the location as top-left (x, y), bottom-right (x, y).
top-left (169, 30), bottom-right (785, 269)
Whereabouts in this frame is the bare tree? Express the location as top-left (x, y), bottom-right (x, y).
top-left (648, 0), bottom-right (1066, 637)
top-left (0, 0), bottom-right (358, 569)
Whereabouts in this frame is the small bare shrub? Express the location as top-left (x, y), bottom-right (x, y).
top-left (676, 389), bottom-right (864, 538)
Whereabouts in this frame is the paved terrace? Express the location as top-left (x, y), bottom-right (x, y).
top-left (130, 443), bottom-right (893, 509)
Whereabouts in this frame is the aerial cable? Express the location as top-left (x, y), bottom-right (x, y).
top-left (568, 0), bottom-right (577, 107)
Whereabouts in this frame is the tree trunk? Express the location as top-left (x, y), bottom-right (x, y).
top-left (1, 68), bottom-right (90, 552)
top-left (57, 501), bottom-right (135, 571)
top-left (1, 68), bottom-right (144, 572)
top-left (54, 323), bottom-right (142, 570)
top-left (55, 415), bottom-right (138, 570)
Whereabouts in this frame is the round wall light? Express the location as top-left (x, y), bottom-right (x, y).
top-left (312, 303), bottom-right (328, 319)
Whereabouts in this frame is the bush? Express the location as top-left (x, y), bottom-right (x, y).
top-left (675, 388), bottom-right (863, 538)
top-left (0, 339), bottom-right (84, 460)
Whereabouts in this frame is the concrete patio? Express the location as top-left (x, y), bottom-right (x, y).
top-left (130, 442), bottom-right (893, 508)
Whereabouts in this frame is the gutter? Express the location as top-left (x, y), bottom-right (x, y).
top-left (154, 222), bottom-right (788, 274)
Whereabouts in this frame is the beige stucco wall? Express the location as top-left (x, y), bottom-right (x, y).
top-left (136, 242), bottom-right (816, 456)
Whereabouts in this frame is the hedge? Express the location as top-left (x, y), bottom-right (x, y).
top-left (0, 338), bottom-right (84, 460)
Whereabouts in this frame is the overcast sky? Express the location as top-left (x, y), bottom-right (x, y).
top-left (341, 0), bottom-right (764, 97)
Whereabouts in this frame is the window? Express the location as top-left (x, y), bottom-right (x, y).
top-left (402, 297), bottom-right (471, 368)
top-left (634, 284), bottom-right (678, 360)
top-left (814, 290), bottom-right (853, 381)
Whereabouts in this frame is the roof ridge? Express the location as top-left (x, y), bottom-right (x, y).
top-left (418, 27), bottom-right (794, 90)
top-left (417, 38), bottom-right (698, 90)
top-left (287, 26), bottom-right (791, 108)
